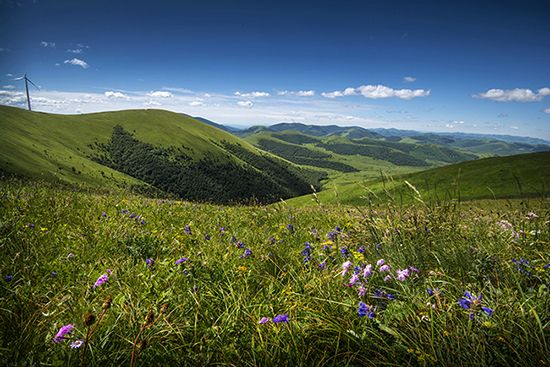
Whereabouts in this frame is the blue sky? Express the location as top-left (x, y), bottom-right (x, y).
top-left (1, 0), bottom-right (549, 139)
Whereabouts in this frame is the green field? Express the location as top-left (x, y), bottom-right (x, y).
top-left (0, 106), bottom-right (322, 203)
top-left (0, 180), bottom-right (548, 366)
top-left (286, 151), bottom-right (550, 206)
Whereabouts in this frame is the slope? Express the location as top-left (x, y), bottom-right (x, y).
top-left (0, 105), bottom-right (321, 203)
top-left (286, 151), bottom-right (550, 206)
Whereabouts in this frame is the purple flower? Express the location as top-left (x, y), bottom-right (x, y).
top-left (230, 235), bottom-right (237, 243)
top-left (363, 264), bottom-right (373, 278)
top-left (380, 264), bottom-right (391, 273)
top-left (287, 224), bottom-right (294, 232)
top-left (27, 223), bottom-right (35, 229)
top-left (204, 234), bottom-right (211, 241)
top-left (175, 257), bottom-right (188, 265)
top-left (53, 323), bottom-right (75, 343)
top-left (349, 273), bottom-right (360, 286)
top-left (318, 261), bottom-right (326, 270)
top-left (93, 274), bottom-right (108, 289)
top-left (129, 213), bottom-right (136, 219)
top-left (358, 302), bottom-right (375, 319)
top-left (101, 212), bottom-right (107, 218)
top-left (341, 261), bottom-right (353, 276)
top-left (236, 240), bottom-right (245, 249)
top-left (358, 285), bottom-right (367, 297)
top-left (273, 314), bottom-right (289, 323)
top-left (259, 317), bottom-right (270, 324)
top-left (70, 340), bottom-right (84, 349)
top-left (240, 248), bottom-right (252, 258)
top-left (408, 266), bottom-right (419, 274)
top-left (357, 245), bottom-right (365, 253)
top-left (396, 269), bottom-right (410, 281)
top-left (376, 259), bottom-right (385, 267)
top-left (121, 209), bottom-right (128, 214)
top-left (383, 275), bottom-right (392, 282)
top-left (51, 271), bottom-right (57, 278)
top-left (340, 246), bottom-right (349, 258)
top-left (140, 219), bottom-right (146, 225)
top-left (5, 275), bottom-right (13, 282)
top-left (458, 292), bottom-right (493, 319)
top-left (146, 258), bottom-right (155, 268)
top-left (184, 225), bottom-right (192, 235)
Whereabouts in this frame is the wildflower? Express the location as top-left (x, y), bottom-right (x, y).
top-left (240, 248), bottom-right (252, 258)
top-left (301, 242), bottom-right (312, 263)
top-left (318, 261), bottom-right (326, 270)
top-left (51, 271), bottom-right (57, 277)
top-left (129, 213), bottom-right (136, 219)
top-left (67, 253), bottom-right (75, 259)
top-left (175, 257), bottom-right (188, 265)
top-left (5, 275), bottom-right (13, 282)
top-left (358, 302), bottom-right (375, 319)
top-left (544, 263), bottom-right (550, 270)
top-left (273, 314), bottom-right (289, 323)
top-left (341, 261), bottom-right (353, 276)
top-left (526, 212), bottom-right (538, 220)
top-left (358, 285), bottom-right (367, 297)
top-left (27, 223), bottom-right (35, 229)
top-left (376, 259), bottom-right (385, 266)
top-left (140, 219), bottom-right (146, 225)
top-left (287, 224), bottom-right (294, 232)
top-left (497, 220), bottom-right (513, 231)
top-left (70, 340), bottom-right (84, 349)
top-left (106, 268), bottom-right (112, 275)
top-left (121, 209), bottom-right (128, 214)
top-left (386, 293), bottom-right (396, 301)
top-left (93, 274), bottom-right (108, 289)
top-left (101, 211), bottom-right (107, 217)
top-left (204, 234), bottom-right (211, 241)
top-left (380, 264), bottom-right (391, 272)
top-left (259, 317), bottom-right (270, 324)
top-left (427, 287), bottom-right (439, 296)
top-left (145, 258), bottom-right (155, 268)
top-left (383, 275), bottom-right (392, 282)
top-left (236, 240), bottom-right (245, 248)
top-left (230, 235), bottom-right (237, 243)
top-left (349, 273), bottom-right (360, 286)
top-left (340, 246), bottom-right (349, 258)
top-left (53, 323), bottom-right (75, 343)
top-left (363, 264), bottom-right (373, 278)
top-left (357, 245), bottom-right (365, 253)
top-left (408, 266), bottom-right (420, 274)
top-left (458, 292), bottom-right (493, 319)
top-left (396, 268), bottom-right (410, 281)
top-left (184, 225), bottom-right (192, 235)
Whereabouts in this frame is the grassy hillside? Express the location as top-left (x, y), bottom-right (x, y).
top-left (1, 180), bottom-right (548, 365)
top-left (287, 151), bottom-right (550, 206)
top-left (0, 106), bottom-right (320, 203)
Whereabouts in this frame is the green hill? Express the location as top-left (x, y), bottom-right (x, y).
top-left (286, 151), bottom-right (550, 206)
top-left (0, 106), bottom-right (322, 203)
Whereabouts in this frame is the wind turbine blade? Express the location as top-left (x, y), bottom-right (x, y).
top-left (27, 78), bottom-right (40, 89)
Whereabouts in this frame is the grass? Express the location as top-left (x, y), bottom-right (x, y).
top-left (286, 151), bottom-right (550, 206)
top-left (1, 179), bottom-right (549, 366)
top-left (0, 105), bottom-right (260, 190)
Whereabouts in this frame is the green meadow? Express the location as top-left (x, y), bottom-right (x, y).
top-left (1, 179), bottom-right (548, 366)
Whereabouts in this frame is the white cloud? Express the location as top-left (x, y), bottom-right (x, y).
top-left (6, 73), bottom-right (13, 77)
top-left (189, 100), bottom-right (205, 107)
top-left (147, 91), bottom-right (173, 98)
top-left (237, 100), bottom-right (254, 108)
top-left (2, 85), bottom-right (15, 89)
top-left (510, 126), bottom-right (519, 130)
top-left (475, 87), bottom-right (550, 102)
top-left (104, 91), bottom-right (128, 99)
top-left (322, 85), bottom-right (428, 100)
top-left (144, 100), bottom-right (161, 107)
top-left (544, 108), bottom-right (550, 114)
top-left (403, 76), bottom-right (416, 83)
top-left (162, 86), bottom-right (194, 94)
top-left (41, 41), bottom-right (56, 48)
top-left (358, 85), bottom-right (430, 99)
top-left (64, 58), bottom-right (89, 69)
top-left (235, 91), bottom-right (270, 98)
top-left (76, 43), bottom-right (90, 49)
top-left (67, 48), bottom-right (83, 54)
top-left (278, 90), bottom-right (315, 97)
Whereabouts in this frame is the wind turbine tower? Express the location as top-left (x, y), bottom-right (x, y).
top-left (14, 74), bottom-right (39, 111)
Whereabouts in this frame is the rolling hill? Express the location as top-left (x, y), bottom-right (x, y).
top-left (0, 105), bottom-right (323, 203)
top-left (285, 151), bottom-right (550, 206)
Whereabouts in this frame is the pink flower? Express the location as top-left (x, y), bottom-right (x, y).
top-left (341, 261), bottom-right (353, 276)
top-left (376, 259), bottom-right (385, 266)
top-left (380, 264), bottom-right (391, 272)
top-left (363, 264), bottom-right (373, 278)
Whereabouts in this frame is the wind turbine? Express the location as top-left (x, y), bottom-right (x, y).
top-left (14, 74), bottom-right (39, 111)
